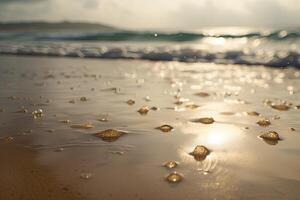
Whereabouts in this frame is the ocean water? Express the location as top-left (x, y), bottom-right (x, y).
top-left (0, 26), bottom-right (300, 68)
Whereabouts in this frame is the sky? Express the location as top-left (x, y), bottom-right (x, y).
top-left (0, 0), bottom-right (300, 29)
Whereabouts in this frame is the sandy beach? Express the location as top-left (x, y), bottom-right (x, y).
top-left (0, 55), bottom-right (300, 200)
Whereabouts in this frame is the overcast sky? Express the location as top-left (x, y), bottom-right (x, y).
top-left (0, 0), bottom-right (300, 29)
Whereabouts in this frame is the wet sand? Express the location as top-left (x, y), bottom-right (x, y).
top-left (0, 55), bottom-right (300, 200)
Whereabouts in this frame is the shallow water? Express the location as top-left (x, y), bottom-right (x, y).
top-left (0, 55), bottom-right (300, 200)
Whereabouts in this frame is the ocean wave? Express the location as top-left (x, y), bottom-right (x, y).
top-left (0, 44), bottom-right (299, 68)
top-left (1, 30), bottom-right (300, 42)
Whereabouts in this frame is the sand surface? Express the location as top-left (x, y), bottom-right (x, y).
top-left (0, 55), bottom-right (300, 200)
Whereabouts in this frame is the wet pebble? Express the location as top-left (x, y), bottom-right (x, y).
top-left (163, 161), bottom-right (179, 169)
top-left (32, 109), bottom-right (44, 119)
top-left (191, 117), bottom-right (215, 124)
top-left (126, 99), bottom-right (135, 105)
top-left (256, 119), bottom-right (271, 127)
top-left (189, 145), bottom-right (211, 161)
top-left (137, 106), bottom-right (150, 115)
top-left (259, 131), bottom-right (281, 142)
top-left (94, 129), bottom-right (127, 142)
top-left (155, 125), bottom-right (174, 133)
top-left (165, 172), bottom-right (183, 183)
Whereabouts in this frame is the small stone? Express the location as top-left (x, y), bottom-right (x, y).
top-left (70, 123), bottom-right (94, 129)
top-left (80, 173), bottom-right (92, 180)
top-left (155, 125), bottom-right (174, 133)
top-left (220, 112), bottom-right (235, 115)
top-left (80, 97), bottom-right (88, 101)
top-left (189, 145), bottom-right (210, 161)
top-left (191, 117), bottom-right (215, 124)
top-left (3, 136), bottom-right (14, 143)
top-left (55, 147), bottom-right (64, 152)
top-left (94, 129), bottom-right (127, 142)
top-left (163, 161), bottom-right (179, 169)
top-left (16, 107), bottom-right (28, 113)
top-left (295, 105), bottom-right (300, 110)
top-left (246, 111), bottom-right (260, 116)
top-left (126, 99), bottom-right (135, 105)
top-left (32, 109), bottom-right (44, 119)
top-left (194, 92), bottom-right (210, 97)
top-left (271, 104), bottom-right (290, 111)
top-left (60, 119), bottom-right (71, 124)
top-left (150, 106), bottom-right (159, 111)
top-left (165, 172), bottom-right (183, 183)
top-left (256, 119), bottom-right (271, 127)
top-left (137, 106), bottom-right (150, 115)
top-left (144, 96), bottom-right (151, 101)
top-left (185, 104), bottom-right (200, 110)
top-left (290, 128), bottom-right (295, 131)
top-left (259, 131), bottom-right (281, 141)
top-left (98, 117), bottom-right (108, 122)
top-left (68, 99), bottom-right (75, 104)
top-left (47, 129), bottom-right (55, 133)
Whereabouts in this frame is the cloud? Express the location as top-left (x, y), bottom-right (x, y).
top-left (0, 0), bottom-right (299, 29)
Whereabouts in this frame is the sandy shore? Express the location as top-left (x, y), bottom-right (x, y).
top-left (0, 55), bottom-right (300, 200)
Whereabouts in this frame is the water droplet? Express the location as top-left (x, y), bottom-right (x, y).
top-left (60, 119), bottom-right (71, 124)
top-left (94, 129), bottom-right (127, 142)
top-left (194, 92), bottom-right (210, 97)
top-left (137, 106), bottom-right (150, 115)
top-left (163, 161), bottom-right (179, 169)
top-left (70, 123), bottom-right (94, 129)
top-left (155, 125), bottom-right (174, 132)
top-left (191, 117), bottom-right (215, 124)
top-left (165, 172), bottom-right (183, 183)
top-left (256, 119), bottom-right (271, 127)
top-left (126, 99), bottom-right (135, 105)
top-left (189, 145), bottom-right (211, 161)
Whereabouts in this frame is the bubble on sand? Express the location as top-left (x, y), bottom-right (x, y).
top-left (163, 161), bottom-right (179, 169)
top-left (94, 129), bottom-right (127, 142)
top-left (189, 145), bottom-right (211, 161)
top-left (259, 131), bottom-right (281, 145)
top-left (144, 96), bottom-right (151, 102)
top-left (70, 123), bottom-right (94, 129)
top-left (256, 119), bottom-right (271, 127)
top-left (194, 92), bottom-right (210, 97)
top-left (165, 172), bottom-right (183, 183)
top-left (137, 106), bottom-right (150, 115)
top-left (155, 125), bottom-right (174, 132)
top-left (32, 109), bottom-right (44, 119)
top-left (191, 117), bottom-right (215, 124)
top-left (126, 99), bottom-right (135, 105)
